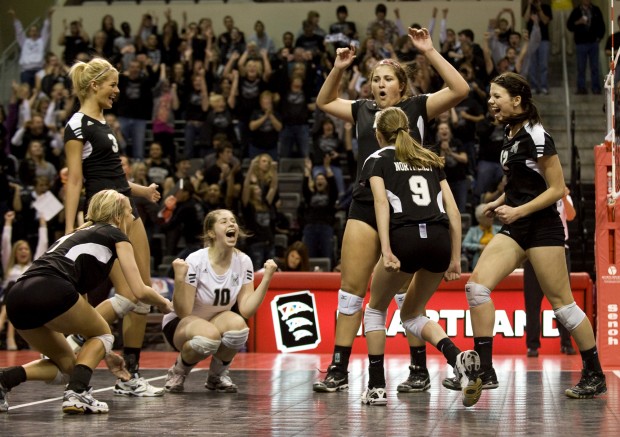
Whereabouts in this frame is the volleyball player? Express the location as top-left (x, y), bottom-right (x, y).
top-left (313, 28), bottom-right (469, 393)
top-left (163, 209), bottom-right (277, 393)
top-left (0, 190), bottom-right (172, 414)
top-left (64, 57), bottom-right (165, 396)
top-left (358, 107), bottom-right (481, 407)
top-left (444, 72), bottom-right (606, 399)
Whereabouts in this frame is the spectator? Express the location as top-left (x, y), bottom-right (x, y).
top-left (248, 90), bottom-right (282, 160)
top-left (100, 14), bottom-right (121, 59)
top-left (199, 183), bottom-right (226, 215)
top-left (202, 141), bottom-right (243, 205)
top-left (298, 11), bottom-right (327, 38)
top-left (113, 22), bottom-right (136, 71)
top-left (117, 57), bottom-right (158, 160)
top-left (366, 4), bottom-right (402, 44)
top-left (301, 158), bottom-right (338, 262)
top-left (88, 31), bottom-right (108, 59)
top-left (218, 15), bottom-right (245, 58)
top-left (11, 114), bottom-right (52, 161)
top-left (144, 142), bottom-right (173, 191)
top-left (182, 67), bottom-right (209, 159)
top-left (9, 8), bottom-right (53, 88)
top-left (328, 5), bottom-right (358, 50)
top-left (567, 0), bottom-right (605, 94)
top-left (26, 140), bottom-right (57, 182)
top-left (241, 158), bottom-right (277, 270)
top-left (277, 241), bottom-right (310, 272)
top-left (57, 18), bottom-right (90, 66)
top-left (36, 53), bottom-right (69, 99)
top-left (436, 121), bottom-right (469, 213)
top-left (160, 11), bottom-right (182, 67)
top-left (1, 211), bottom-right (48, 350)
top-left (279, 76), bottom-right (314, 158)
top-left (151, 66), bottom-right (179, 160)
top-left (311, 117), bottom-right (346, 199)
top-left (204, 93), bottom-right (237, 154)
top-left (525, 1), bottom-right (552, 95)
top-left (462, 203), bottom-right (501, 270)
top-left (159, 177), bottom-right (203, 256)
top-left (249, 21), bottom-right (277, 58)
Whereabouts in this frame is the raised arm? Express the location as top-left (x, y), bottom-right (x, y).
top-left (237, 259), bottom-right (277, 318)
top-left (409, 28), bottom-right (469, 120)
top-left (316, 47), bottom-right (356, 123)
top-left (117, 241), bottom-right (173, 312)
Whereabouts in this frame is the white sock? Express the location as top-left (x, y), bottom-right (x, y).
top-left (175, 355), bottom-right (195, 375)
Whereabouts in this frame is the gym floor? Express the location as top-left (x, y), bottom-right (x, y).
top-left (0, 351), bottom-right (618, 436)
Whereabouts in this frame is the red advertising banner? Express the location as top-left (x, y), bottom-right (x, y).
top-left (248, 271), bottom-right (593, 356)
top-left (594, 146), bottom-right (620, 369)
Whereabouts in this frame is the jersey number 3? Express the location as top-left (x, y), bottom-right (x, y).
top-left (108, 134), bottom-right (119, 153)
top-left (213, 288), bottom-right (231, 306)
top-left (408, 175), bottom-right (431, 206)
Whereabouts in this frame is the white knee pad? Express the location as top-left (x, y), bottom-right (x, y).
top-left (221, 327), bottom-right (250, 350)
top-left (338, 290), bottom-right (364, 316)
top-left (363, 306), bottom-right (387, 334)
top-left (554, 302), bottom-right (586, 332)
top-left (189, 336), bottom-right (221, 358)
top-left (132, 301), bottom-right (151, 315)
top-left (394, 293), bottom-right (406, 310)
top-left (46, 369), bottom-right (70, 385)
top-left (465, 282), bottom-right (491, 308)
top-left (402, 315), bottom-right (430, 340)
top-left (93, 333), bottom-right (115, 354)
top-left (110, 294), bottom-right (136, 318)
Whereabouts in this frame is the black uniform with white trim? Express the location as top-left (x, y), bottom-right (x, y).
top-left (348, 96), bottom-right (429, 229)
top-left (6, 223), bottom-right (129, 329)
top-left (359, 146), bottom-right (451, 273)
top-left (498, 122), bottom-right (564, 249)
top-left (64, 112), bottom-right (130, 201)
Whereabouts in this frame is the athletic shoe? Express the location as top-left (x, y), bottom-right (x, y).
top-left (397, 365), bottom-right (430, 393)
top-left (62, 387), bottom-right (108, 414)
top-left (565, 369), bottom-right (607, 399)
top-left (443, 366), bottom-right (499, 391)
top-left (0, 379), bottom-right (9, 413)
top-left (453, 350), bottom-right (482, 407)
top-left (164, 366), bottom-right (187, 393)
top-left (113, 375), bottom-right (165, 397)
top-left (527, 348), bottom-right (539, 357)
top-left (361, 387), bottom-right (387, 406)
top-left (312, 365), bottom-right (349, 393)
top-left (205, 372), bottom-right (238, 393)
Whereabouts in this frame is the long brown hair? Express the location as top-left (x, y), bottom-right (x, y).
top-left (376, 107), bottom-right (444, 169)
top-left (491, 72), bottom-right (541, 127)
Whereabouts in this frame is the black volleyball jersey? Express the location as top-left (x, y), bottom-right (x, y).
top-left (64, 112), bottom-right (130, 201)
top-left (500, 123), bottom-right (559, 219)
top-left (351, 95), bottom-right (429, 203)
top-left (18, 223), bottom-right (129, 294)
top-left (359, 146), bottom-right (448, 228)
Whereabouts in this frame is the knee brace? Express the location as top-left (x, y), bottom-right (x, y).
top-left (402, 315), bottom-right (430, 340)
top-left (132, 301), bottom-right (151, 315)
top-left (110, 294), bottom-right (136, 318)
top-left (189, 336), bottom-right (221, 358)
top-left (465, 282), bottom-right (491, 308)
top-left (554, 302), bottom-right (586, 332)
top-left (363, 306), bottom-right (387, 334)
top-left (394, 293), bottom-right (406, 310)
top-left (221, 327), bottom-right (250, 350)
top-left (338, 290), bottom-right (364, 316)
top-left (46, 369), bottom-right (70, 386)
top-left (93, 333), bottom-right (115, 354)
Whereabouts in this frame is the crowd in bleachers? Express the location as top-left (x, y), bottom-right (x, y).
top-left (0, 3), bottom-right (555, 277)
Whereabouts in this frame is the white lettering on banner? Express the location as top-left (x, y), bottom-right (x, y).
top-left (353, 309), bottom-right (564, 338)
top-left (609, 304), bottom-right (619, 346)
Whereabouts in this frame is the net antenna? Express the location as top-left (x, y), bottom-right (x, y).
top-left (606, 0), bottom-right (620, 201)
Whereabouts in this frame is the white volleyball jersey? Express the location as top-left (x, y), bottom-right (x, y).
top-left (163, 248), bottom-right (254, 325)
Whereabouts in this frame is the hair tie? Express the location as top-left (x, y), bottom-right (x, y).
top-left (396, 127), bottom-right (406, 134)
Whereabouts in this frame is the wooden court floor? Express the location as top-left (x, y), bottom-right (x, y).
top-left (0, 351), bottom-right (618, 436)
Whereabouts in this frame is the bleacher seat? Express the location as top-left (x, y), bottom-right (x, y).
top-left (278, 158), bottom-right (306, 174)
top-left (278, 173), bottom-right (304, 194)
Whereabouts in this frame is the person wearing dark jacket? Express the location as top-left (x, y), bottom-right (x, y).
top-left (566, 0), bottom-right (605, 94)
